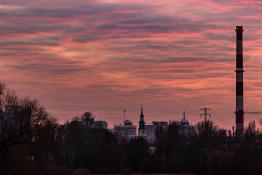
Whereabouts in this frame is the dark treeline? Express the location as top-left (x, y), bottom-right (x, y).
top-left (1, 83), bottom-right (262, 175)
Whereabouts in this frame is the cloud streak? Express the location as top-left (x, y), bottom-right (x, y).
top-left (0, 0), bottom-right (262, 128)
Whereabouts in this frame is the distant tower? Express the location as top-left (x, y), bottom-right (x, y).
top-left (235, 26), bottom-right (244, 139)
top-left (123, 108), bottom-right (126, 122)
top-left (200, 108), bottom-right (211, 121)
top-left (183, 111), bottom-right (186, 121)
top-left (138, 104), bottom-right (146, 136)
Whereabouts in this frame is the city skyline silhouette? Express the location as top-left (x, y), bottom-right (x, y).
top-left (1, 1), bottom-right (262, 175)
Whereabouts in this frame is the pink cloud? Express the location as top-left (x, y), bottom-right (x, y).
top-left (0, 0), bottom-right (261, 129)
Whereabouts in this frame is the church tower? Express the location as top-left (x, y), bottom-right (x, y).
top-left (138, 104), bottom-right (146, 137)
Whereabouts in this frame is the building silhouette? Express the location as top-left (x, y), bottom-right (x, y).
top-left (114, 120), bottom-right (137, 140)
top-left (178, 111), bottom-right (192, 137)
top-left (138, 105), bottom-right (168, 143)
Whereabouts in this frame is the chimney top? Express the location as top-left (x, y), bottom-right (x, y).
top-left (235, 26), bottom-right (244, 32)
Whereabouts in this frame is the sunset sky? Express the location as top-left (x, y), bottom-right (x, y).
top-left (0, 0), bottom-right (262, 128)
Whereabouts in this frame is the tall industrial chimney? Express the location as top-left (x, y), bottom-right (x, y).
top-left (235, 26), bottom-right (244, 139)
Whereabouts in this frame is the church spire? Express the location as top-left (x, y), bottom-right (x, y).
top-left (139, 104), bottom-right (145, 130)
top-left (141, 104), bottom-right (144, 116)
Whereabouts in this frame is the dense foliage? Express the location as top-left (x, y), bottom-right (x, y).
top-left (1, 84), bottom-right (262, 175)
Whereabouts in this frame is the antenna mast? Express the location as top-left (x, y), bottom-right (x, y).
top-left (124, 108), bottom-right (126, 122)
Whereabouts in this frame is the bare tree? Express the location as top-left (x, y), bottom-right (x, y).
top-left (0, 83), bottom-right (57, 175)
